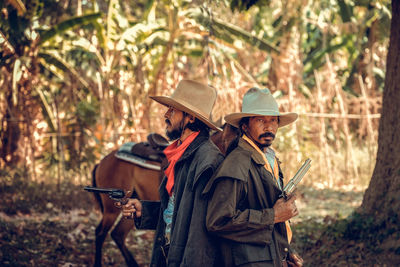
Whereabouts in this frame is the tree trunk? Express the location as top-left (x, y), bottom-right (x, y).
top-left (360, 0), bottom-right (400, 221)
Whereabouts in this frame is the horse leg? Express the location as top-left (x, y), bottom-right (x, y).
top-left (111, 218), bottom-right (139, 267)
top-left (94, 212), bottom-right (119, 267)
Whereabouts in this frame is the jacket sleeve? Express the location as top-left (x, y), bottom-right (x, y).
top-left (134, 200), bottom-right (160, 230)
top-left (206, 176), bottom-right (275, 245)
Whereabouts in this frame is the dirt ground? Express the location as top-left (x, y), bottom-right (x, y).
top-left (1, 179), bottom-right (398, 266)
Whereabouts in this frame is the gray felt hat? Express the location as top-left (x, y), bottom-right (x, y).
top-left (224, 87), bottom-right (298, 128)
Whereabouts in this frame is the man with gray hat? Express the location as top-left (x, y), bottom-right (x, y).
top-left (121, 80), bottom-right (224, 266)
top-left (204, 87), bottom-right (303, 267)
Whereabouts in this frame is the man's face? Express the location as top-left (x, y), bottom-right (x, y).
top-left (243, 116), bottom-right (279, 149)
top-left (164, 106), bottom-right (186, 140)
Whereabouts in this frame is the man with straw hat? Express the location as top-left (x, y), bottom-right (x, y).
top-left (121, 80), bottom-right (224, 266)
top-left (204, 88), bottom-right (304, 267)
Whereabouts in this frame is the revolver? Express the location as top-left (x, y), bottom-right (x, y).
top-left (84, 186), bottom-right (130, 205)
top-left (281, 158), bottom-right (311, 200)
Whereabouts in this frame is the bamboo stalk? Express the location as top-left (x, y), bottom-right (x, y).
top-left (327, 57), bottom-right (359, 184)
top-left (315, 70), bottom-right (333, 187)
top-left (288, 80), bottom-right (301, 158)
top-left (359, 76), bottom-right (376, 174)
top-left (96, 71), bottom-right (106, 143)
top-left (358, 76), bottom-right (376, 141)
top-left (54, 96), bottom-right (64, 188)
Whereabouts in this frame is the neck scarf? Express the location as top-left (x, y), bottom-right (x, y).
top-left (163, 131), bottom-right (199, 196)
top-left (242, 135), bottom-right (293, 243)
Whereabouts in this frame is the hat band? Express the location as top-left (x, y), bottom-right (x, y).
top-left (241, 109), bottom-right (281, 116)
top-left (173, 97), bottom-right (212, 119)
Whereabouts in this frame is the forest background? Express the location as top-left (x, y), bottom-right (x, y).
top-left (1, 0), bottom-right (398, 266)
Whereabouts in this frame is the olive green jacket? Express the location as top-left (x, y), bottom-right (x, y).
top-left (204, 138), bottom-right (292, 267)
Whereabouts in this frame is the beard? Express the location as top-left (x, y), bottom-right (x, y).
top-left (256, 132), bottom-right (275, 148)
top-left (165, 119), bottom-right (184, 141)
top-left (255, 140), bottom-right (272, 149)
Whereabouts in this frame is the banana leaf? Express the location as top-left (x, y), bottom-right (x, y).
top-left (38, 52), bottom-right (89, 89)
top-left (303, 36), bottom-right (350, 75)
top-left (39, 13), bottom-right (101, 45)
top-left (35, 87), bottom-right (57, 132)
top-left (191, 11), bottom-right (279, 54)
top-left (338, 0), bottom-right (353, 23)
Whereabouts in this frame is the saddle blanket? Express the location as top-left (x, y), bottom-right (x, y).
top-left (115, 142), bottom-right (162, 171)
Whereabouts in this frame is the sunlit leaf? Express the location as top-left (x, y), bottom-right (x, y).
top-left (38, 52), bottom-right (89, 89)
top-left (12, 58), bottom-right (21, 105)
top-left (35, 87), bottom-right (56, 132)
top-left (191, 11), bottom-right (279, 54)
top-left (39, 13), bottom-right (101, 44)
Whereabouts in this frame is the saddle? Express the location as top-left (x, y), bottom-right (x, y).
top-left (115, 133), bottom-right (169, 171)
top-left (131, 133), bottom-right (169, 162)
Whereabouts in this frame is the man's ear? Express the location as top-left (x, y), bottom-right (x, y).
top-left (187, 114), bottom-right (195, 123)
top-left (241, 124), bottom-right (248, 133)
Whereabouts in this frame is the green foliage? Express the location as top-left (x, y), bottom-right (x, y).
top-left (0, 0), bottom-right (391, 191)
top-left (38, 12), bottom-right (102, 44)
top-left (294, 209), bottom-right (400, 266)
top-left (343, 212), bottom-right (377, 241)
top-left (192, 9), bottom-right (279, 53)
top-left (292, 218), bottom-right (327, 252)
top-left (76, 100), bottom-right (99, 128)
top-left (320, 211), bottom-right (400, 253)
top-left (229, 0), bottom-right (271, 11)
top-left (337, 0), bottom-right (353, 23)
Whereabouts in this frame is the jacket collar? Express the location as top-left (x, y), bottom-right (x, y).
top-left (238, 137), bottom-right (267, 166)
top-left (161, 131), bottom-right (208, 172)
top-left (178, 131), bottom-right (209, 162)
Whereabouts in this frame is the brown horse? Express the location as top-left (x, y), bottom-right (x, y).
top-left (91, 123), bottom-right (239, 267)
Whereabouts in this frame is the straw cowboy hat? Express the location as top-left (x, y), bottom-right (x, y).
top-left (150, 79), bottom-right (220, 131)
top-left (225, 87), bottom-right (298, 128)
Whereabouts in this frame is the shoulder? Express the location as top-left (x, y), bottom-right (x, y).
top-left (198, 138), bottom-right (222, 154)
top-left (194, 139), bottom-right (224, 165)
top-left (189, 139), bottom-right (224, 190)
top-left (202, 146), bottom-right (251, 195)
top-left (214, 146), bottom-right (252, 181)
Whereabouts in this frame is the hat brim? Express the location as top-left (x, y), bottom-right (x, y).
top-left (225, 112), bottom-right (298, 128)
top-left (150, 96), bottom-right (221, 131)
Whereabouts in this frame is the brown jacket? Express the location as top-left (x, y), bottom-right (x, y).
top-left (204, 138), bottom-right (292, 267)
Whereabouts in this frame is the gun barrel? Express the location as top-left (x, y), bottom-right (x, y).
top-left (84, 186), bottom-right (115, 193)
top-left (284, 158), bottom-right (311, 194)
top-left (292, 159), bottom-right (311, 184)
top-left (286, 164), bottom-right (311, 194)
top-left (84, 186), bottom-right (125, 198)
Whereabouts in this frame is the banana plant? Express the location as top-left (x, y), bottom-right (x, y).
top-left (0, 0), bottom-right (101, 167)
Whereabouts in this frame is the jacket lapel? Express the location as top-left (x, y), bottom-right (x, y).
top-left (239, 139), bottom-right (281, 191)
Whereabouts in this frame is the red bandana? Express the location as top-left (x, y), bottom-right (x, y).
top-left (163, 131), bottom-right (199, 196)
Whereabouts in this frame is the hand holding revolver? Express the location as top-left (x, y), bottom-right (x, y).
top-left (273, 193), bottom-right (299, 223)
top-left (273, 158), bottom-right (311, 223)
top-left (118, 198), bottom-right (143, 219)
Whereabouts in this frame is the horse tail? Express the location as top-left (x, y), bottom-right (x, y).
top-left (92, 164), bottom-right (104, 213)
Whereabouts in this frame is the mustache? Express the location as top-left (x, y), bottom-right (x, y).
top-left (165, 119), bottom-right (171, 126)
top-left (259, 132), bottom-right (275, 139)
